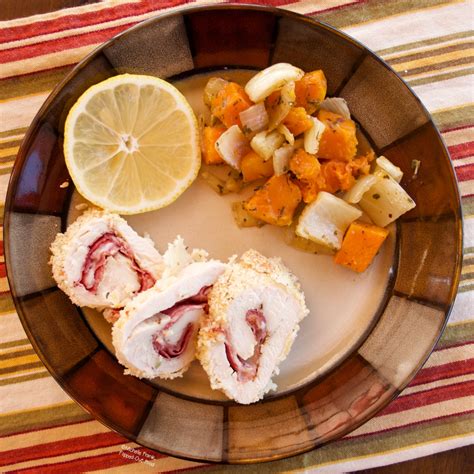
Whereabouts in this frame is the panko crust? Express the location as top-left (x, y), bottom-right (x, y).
top-left (49, 208), bottom-right (162, 309)
top-left (196, 249), bottom-right (309, 402)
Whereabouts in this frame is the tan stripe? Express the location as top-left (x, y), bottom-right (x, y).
top-left (432, 103), bottom-right (474, 129)
top-left (0, 370), bottom-right (49, 387)
top-left (382, 36), bottom-right (473, 61)
top-left (0, 134), bottom-right (23, 144)
top-left (0, 364), bottom-right (45, 381)
top-left (301, 432), bottom-right (474, 472)
top-left (3, 419), bottom-right (110, 451)
top-left (386, 39), bottom-right (473, 63)
top-left (392, 48), bottom-right (474, 73)
top-left (0, 146), bottom-right (18, 158)
top-left (0, 347), bottom-right (35, 361)
top-left (0, 401), bottom-right (90, 436)
top-left (462, 264), bottom-right (474, 274)
top-left (0, 353), bottom-right (39, 370)
top-left (0, 279), bottom-right (9, 293)
top-left (0, 67), bottom-right (70, 101)
top-left (0, 127), bottom-right (28, 139)
top-left (377, 30), bottom-right (473, 56)
top-left (0, 139), bottom-right (21, 150)
top-left (318, 0), bottom-right (461, 29)
top-left (0, 338), bottom-right (29, 350)
top-left (343, 1), bottom-right (471, 53)
top-left (407, 66), bottom-right (474, 87)
top-left (345, 0), bottom-right (465, 29)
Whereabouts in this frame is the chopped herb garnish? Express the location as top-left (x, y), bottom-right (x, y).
top-left (388, 213), bottom-right (393, 218)
top-left (411, 159), bottom-right (421, 175)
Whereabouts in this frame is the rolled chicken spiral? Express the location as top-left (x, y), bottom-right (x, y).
top-left (112, 260), bottom-right (226, 379)
top-left (197, 250), bottom-right (309, 404)
top-left (50, 209), bottom-right (163, 310)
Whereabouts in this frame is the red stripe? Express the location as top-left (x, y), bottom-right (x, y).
top-left (449, 141), bottom-right (474, 160)
top-left (455, 163), bottom-right (474, 182)
top-left (441, 124), bottom-right (473, 133)
top-left (0, 0), bottom-right (369, 64)
top-left (380, 379), bottom-right (474, 416)
top-left (0, 1), bottom-right (186, 44)
top-left (0, 22), bottom-right (138, 64)
top-left (0, 263), bottom-right (6, 279)
top-left (0, 432), bottom-right (126, 466)
top-left (13, 448), bottom-right (163, 474)
top-left (8, 450), bottom-right (137, 474)
top-left (345, 408), bottom-right (474, 441)
top-left (410, 359), bottom-right (474, 386)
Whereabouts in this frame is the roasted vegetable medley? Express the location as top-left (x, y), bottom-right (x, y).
top-left (200, 63), bottom-right (416, 273)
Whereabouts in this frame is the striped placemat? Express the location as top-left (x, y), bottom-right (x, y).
top-left (0, 1), bottom-right (473, 472)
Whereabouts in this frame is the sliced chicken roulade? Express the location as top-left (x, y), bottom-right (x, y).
top-left (112, 260), bottom-right (226, 379)
top-left (198, 250), bottom-right (309, 404)
top-left (50, 209), bottom-right (163, 310)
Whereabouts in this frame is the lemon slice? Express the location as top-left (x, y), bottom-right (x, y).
top-left (64, 74), bottom-right (200, 214)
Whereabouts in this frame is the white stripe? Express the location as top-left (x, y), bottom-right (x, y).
top-left (442, 126), bottom-right (474, 146)
top-left (343, 1), bottom-right (473, 51)
top-left (0, 312), bottom-right (27, 344)
top-left (412, 76), bottom-right (474, 113)
top-left (0, 92), bottom-right (49, 132)
top-left (3, 420), bottom-right (109, 450)
top-left (0, 0), bottom-right (228, 51)
top-left (459, 179), bottom-right (474, 197)
top-left (285, 0), bottom-right (356, 14)
top-left (403, 372), bottom-right (474, 396)
top-left (346, 396), bottom-right (474, 438)
top-left (0, 376), bottom-right (71, 414)
top-left (450, 291), bottom-right (474, 323)
top-left (0, 44), bottom-right (96, 79)
top-left (423, 343), bottom-right (473, 369)
top-left (307, 433), bottom-right (474, 473)
top-left (0, 0), bottom-right (140, 28)
top-left (453, 155), bottom-right (474, 167)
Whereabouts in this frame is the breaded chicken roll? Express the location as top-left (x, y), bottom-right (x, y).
top-left (112, 260), bottom-right (226, 379)
top-left (197, 250), bottom-right (309, 404)
top-left (50, 209), bottom-right (163, 310)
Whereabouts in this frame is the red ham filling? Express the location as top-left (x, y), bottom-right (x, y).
top-left (152, 286), bottom-right (211, 359)
top-left (80, 232), bottom-right (155, 293)
top-left (225, 308), bottom-right (267, 382)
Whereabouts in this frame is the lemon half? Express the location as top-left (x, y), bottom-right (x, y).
top-left (64, 74), bottom-right (200, 214)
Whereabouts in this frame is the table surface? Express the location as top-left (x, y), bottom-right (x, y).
top-left (1, 1), bottom-right (472, 473)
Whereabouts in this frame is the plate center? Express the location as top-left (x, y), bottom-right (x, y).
top-left (75, 70), bottom-right (396, 402)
